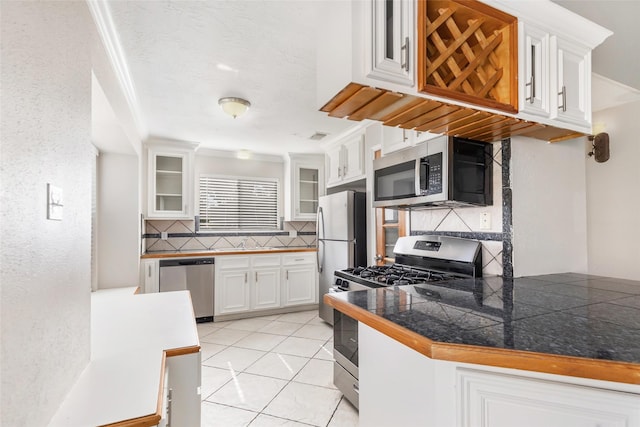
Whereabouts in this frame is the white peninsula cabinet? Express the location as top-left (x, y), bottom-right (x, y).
top-left (145, 140), bottom-right (197, 220)
top-left (359, 324), bottom-right (640, 427)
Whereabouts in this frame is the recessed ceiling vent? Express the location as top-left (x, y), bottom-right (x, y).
top-left (309, 132), bottom-right (328, 141)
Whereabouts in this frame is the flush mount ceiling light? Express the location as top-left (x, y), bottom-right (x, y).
top-left (218, 97), bottom-right (251, 119)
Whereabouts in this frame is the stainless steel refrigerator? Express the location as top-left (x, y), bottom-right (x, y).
top-left (317, 190), bottom-right (367, 324)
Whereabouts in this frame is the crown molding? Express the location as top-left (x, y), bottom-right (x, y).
top-left (86, 0), bottom-right (148, 140)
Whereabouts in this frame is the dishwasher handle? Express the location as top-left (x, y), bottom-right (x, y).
top-left (159, 258), bottom-right (215, 267)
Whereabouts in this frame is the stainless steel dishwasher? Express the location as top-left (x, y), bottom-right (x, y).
top-left (159, 258), bottom-right (214, 322)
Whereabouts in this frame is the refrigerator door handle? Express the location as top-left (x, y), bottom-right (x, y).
top-left (316, 206), bottom-right (324, 273)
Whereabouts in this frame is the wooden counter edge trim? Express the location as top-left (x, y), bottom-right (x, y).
top-left (166, 344), bottom-right (201, 357)
top-left (325, 295), bottom-right (640, 385)
top-left (141, 247), bottom-right (317, 259)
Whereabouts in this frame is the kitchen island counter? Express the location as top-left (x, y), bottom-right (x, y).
top-left (325, 272), bottom-right (640, 385)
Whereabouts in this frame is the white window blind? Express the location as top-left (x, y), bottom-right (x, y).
top-left (199, 175), bottom-right (279, 230)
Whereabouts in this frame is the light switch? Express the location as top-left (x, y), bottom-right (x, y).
top-left (47, 183), bottom-right (63, 221)
top-left (480, 212), bottom-right (491, 230)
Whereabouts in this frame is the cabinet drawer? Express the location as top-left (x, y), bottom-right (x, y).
top-left (282, 253), bottom-right (315, 266)
top-left (216, 256), bottom-right (250, 270)
top-left (251, 254), bottom-right (281, 268)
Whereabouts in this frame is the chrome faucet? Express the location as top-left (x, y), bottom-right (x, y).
top-left (239, 237), bottom-right (258, 249)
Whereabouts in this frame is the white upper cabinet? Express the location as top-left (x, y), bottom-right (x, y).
top-left (369, 0), bottom-right (414, 86)
top-left (551, 36), bottom-right (591, 129)
top-left (326, 145), bottom-right (343, 187)
top-left (518, 21), bottom-right (591, 130)
top-left (342, 135), bottom-right (365, 181)
top-left (381, 125), bottom-right (437, 155)
top-left (146, 142), bottom-right (196, 219)
top-left (381, 126), bottom-right (412, 156)
top-left (326, 133), bottom-right (365, 188)
top-left (494, 0), bottom-right (611, 134)
top-left (519, 22), bottom-right (550, 118)
top-left (284, 154), bottom-right (325, 222)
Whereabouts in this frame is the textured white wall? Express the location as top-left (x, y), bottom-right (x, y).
top-left (586, 102), bottom-right (640, 280)
top-left (98, 153), bottom-right (140, 288)
top-left (512, 136), bottom-right (589, 277)
top-left (0, 2), bottom-right (94, 425)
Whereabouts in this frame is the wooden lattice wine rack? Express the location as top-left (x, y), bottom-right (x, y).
top-left (418, 0), bottom-right (518, 113)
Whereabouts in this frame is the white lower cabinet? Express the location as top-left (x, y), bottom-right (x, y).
top-left (459, 368), bottom-right (640, 427)
top-left (142, 259), bottom-right (159, 293)
top-left (214, 255), bottom-right (280, 315)
top-left (216, 268), bottom-right (250, 314)
top-left (215, 252), bottom-right (317, 317)
top-left (359, 323), bottom-right (640, 427)
top-left (282, 253), bottom-right (317, 306)
top-left (253, 269), bottom-right (281, 309)
top-left (162, 352), bottom-right (201, 427)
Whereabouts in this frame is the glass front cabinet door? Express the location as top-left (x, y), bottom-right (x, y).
top-left (285, 154), bottom-right (325, 222)
top-left (147, 145), bottom-right (195, 219)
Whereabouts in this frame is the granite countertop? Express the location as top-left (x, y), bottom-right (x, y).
top-left (141, 246), bottom-right (316, 259)
top-left (325, 273), bottom-right (640, 384)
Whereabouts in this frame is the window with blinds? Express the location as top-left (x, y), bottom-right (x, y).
top-left (199, 175), bottom-right (279, 230)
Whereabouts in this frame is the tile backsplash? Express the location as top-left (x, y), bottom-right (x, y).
top-left (410, 141), bottom-right (509, 277)
top-left (143, 220), bottom-right (316, 253)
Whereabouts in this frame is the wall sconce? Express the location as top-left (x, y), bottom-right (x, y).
top-left (588, 132), bottom-right (610, 163)
top-left (218, 97), bottom-right (251, 119)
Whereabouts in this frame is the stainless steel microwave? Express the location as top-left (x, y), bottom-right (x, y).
top-left (373, 135), bottom-right (493, 208)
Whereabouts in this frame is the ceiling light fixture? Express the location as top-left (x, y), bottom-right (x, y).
top-left (218, 97), bottom-right (251, 119)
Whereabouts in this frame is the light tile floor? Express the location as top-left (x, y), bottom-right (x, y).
top-left (198, 310), bottom-right (359, 427)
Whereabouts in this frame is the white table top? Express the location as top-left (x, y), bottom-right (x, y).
top-left (49, 288), bottom-right (200, 427)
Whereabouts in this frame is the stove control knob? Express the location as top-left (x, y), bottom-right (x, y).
top-left (335, 278), bottom-right (343, 286)
top-left (343, 280), bottom-right (349, 289)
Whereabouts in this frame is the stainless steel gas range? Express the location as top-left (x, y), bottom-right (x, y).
top-left (331, 235), bottom-right (483, 409)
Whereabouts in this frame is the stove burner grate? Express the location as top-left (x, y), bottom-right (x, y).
top-left (343, 264), bottom-right (455, 286)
